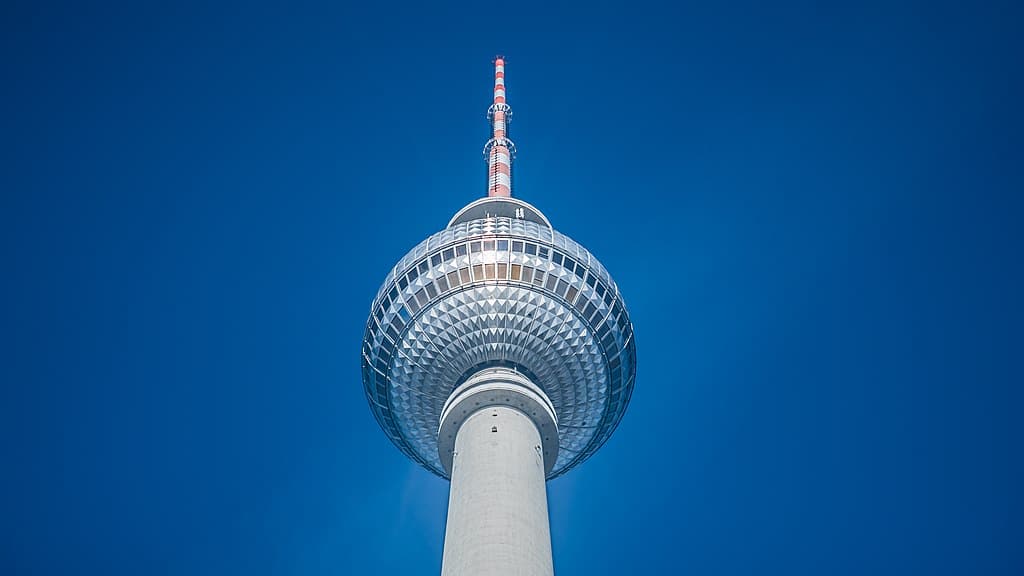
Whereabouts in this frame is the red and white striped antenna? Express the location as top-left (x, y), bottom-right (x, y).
top-left (484, 56), bottom-right (516, 197)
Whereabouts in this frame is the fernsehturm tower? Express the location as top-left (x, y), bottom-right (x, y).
top-left (361, 57), bottom-right (637, 575)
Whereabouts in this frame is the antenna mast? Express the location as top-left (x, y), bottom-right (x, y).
top-left (484, 57), bottom-right (515, 197)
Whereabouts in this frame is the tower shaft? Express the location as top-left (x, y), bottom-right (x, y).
top-left (441, 405), bottom-right (554, 576)
top-left (486, 57), bottom-right (514, 198)
top-left (438, 368), bottom-right (558, 575)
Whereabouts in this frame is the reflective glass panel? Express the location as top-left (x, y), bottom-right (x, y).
top-left (447, 271), bottom-right (461, 287)
top-left (566, 285), bottom-right (579, 302)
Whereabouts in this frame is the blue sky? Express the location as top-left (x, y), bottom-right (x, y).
top-left (2, 0), bottom-right (1021, 574)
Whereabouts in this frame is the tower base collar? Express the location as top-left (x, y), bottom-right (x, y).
top-left (438, 368), bottom-right (559, 477)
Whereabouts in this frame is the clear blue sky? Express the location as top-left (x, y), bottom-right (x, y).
top-left (2, 0), bottom-right (1021, 574)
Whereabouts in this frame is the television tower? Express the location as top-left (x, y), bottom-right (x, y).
top-left (361, 57), bottom-right (637, 575)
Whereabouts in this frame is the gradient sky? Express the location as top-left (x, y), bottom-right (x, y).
top-left (2, 1), bottom-right (1022, 574)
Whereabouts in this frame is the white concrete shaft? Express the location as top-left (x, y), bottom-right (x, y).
top-left (440, 406), bottom-right (554, 576)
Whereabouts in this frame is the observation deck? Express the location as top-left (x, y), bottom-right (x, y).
top-left (361, 200), bottom-right (637, 479)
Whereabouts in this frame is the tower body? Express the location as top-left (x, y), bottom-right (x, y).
top-left (361, 59), bottom-right (636, 574)
top-left (441, 400), bottom-right (553, 575)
